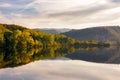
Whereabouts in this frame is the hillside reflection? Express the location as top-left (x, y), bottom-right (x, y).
top-left (66, 46), bottom-right (120, 64)
top-left (0, 47), bottom-right (100, 68)
top-left (0, 47), bottom-right (79, 68)
top-left (1, 46), bottom-right (119, 69)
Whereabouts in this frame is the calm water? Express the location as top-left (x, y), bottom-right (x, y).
top-left (0, 47), bottom-right (120, 80)
top-left (66, 47), bottom-right (120, 64)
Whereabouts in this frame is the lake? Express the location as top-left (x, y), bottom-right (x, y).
top-left (0, 46), bottom-right (120, 80)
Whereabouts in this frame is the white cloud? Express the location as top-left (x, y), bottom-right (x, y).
top-left (23, 0), bottom-right (99, 14)
top-left (0, 0), bottom-right (120, 29)
top-left (0, 3), bottom-right (12, 8)
top-left (0, 12), bottom-right (12, 24)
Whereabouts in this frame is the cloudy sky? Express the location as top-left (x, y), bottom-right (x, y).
top-left (0, 0), bottom-right (120, 29)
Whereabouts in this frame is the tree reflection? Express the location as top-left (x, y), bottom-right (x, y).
top-left (0, 46), bottom-right (112, 69)
top-left (0, 47), bottom-right (77, 68)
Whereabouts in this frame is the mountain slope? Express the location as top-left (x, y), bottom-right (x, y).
top-left (34, 28), bottom-right (71, 34)
top-left (63, 26), bottom-right (120, 42)
top-left (0, 23), bottom-right (77, 49)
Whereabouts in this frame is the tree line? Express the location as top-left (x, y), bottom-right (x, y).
top-left (0, 23), bottom-right (110, 51)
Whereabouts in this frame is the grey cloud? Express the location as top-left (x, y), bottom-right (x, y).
top-left (0, 0), bottom-right (33, 5)
top-left (48, 4), bottom-right (118, 18)
top-left (47, 1), bottom-right (120, 25)
top-left (65, 11), bottom-right (120, 25)
top-left (110, 0), bottom-right (120, 3)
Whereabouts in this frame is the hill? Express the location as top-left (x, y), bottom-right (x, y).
top-left (63, 26), bottom-right (120, 43)
top-left (34, 28), bottom-right (71, 34)
top-left (0, 23), bottom-right (110, 50)
top-left (0, 23), bottom-right (77, 49)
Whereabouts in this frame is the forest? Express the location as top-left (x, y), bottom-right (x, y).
top-left (0, 23), bottom-right (110, 51)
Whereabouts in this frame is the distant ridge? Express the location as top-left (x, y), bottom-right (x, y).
top-left (34, 28), bottom-right (71, 34)
top-left (63, 26), bottom-right (120, 42)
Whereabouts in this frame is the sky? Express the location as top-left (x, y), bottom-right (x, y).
top-left (0, 0), bottom-right (120, 29)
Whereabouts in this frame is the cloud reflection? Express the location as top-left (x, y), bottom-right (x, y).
top-left (0, 60), bottom-right (120, 80)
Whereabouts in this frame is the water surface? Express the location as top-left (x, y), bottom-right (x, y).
top-left (0, 60), bottom-right (120, 80)
top-left (66, 47), bottom-right (120, 64)
top-left (0, 47), bottom-right (120, 80)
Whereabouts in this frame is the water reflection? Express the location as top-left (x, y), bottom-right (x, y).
top-left (0, 60), bottom-right (120, 80)
top-left (0, 47), bottom-right (120, 80)
top-left (0, 46), bottom-right (120, 69)
top-left (66, 46), bottom-right (120, 64)
top-left (0, 47), bottom-right (75, 68)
